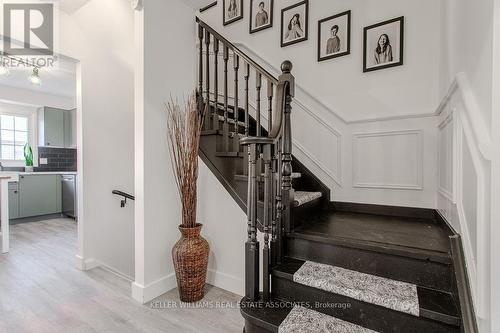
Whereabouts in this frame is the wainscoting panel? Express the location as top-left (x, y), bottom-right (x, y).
top-left (436, 73), bottom-right (492, 319)
top-left (352, 130), bottom-right (423, 190)
top-left (292, 102), bottom-right (342, 187)
top-left (438, 114), bottom-right (454, 201)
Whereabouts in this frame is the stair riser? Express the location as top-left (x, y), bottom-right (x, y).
top-left (243, 320), bottom-right (275, 333)
top-left (292, 200), bottom-right (323, 229)
top-left (215, 134), bottom-right (245, 153)
top-left (272, 276), bottom-right (460, 333)
top-left (286, 237), bottom-right (454, 292)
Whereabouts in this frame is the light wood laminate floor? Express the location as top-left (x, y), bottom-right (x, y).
top-left (0, 219), bottom-right (244, 333)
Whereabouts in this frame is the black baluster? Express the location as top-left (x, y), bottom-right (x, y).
top-left (267, 81), bottom-right (273, 135)
top-left (223, 46), bottom-right (229, 152)
top-left (262, 143), bottom-right (272, 301)
top-left (233, 54), bottom-right (240, 153)
top-left (205, 30), bottom-right (211, 129)
top-left (198, 25), bottom-right (204, 99)
top-left (213, 39), bottom-right (219, 130)
top-left (275, 137), bottom-right (283, 264)
top-left (244, 63), bottom-right (250, 137)
top-left (256, 73), bottom-right (262, 137)
top-left (271, 142), bottom-right (279, 266)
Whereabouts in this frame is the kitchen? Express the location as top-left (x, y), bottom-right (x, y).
top-left (0, 56), bottom-right (78, 254)
top-left (3, 106), bottom-right (77, 222)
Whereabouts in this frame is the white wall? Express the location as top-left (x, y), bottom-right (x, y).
top-left (436, 77), bottom-right (492, 329)
top-left (197, 161), bottom-right (247, 296)
top-left (490, 2), bottom-right (500, 331)
top-left (442, 0), bottom-right (494, 128)
top-left (133, 0), bottom-right (197, 303)
top-left (438, 1), bottom-right (496, 331)
top-left (59, 0), bottom-right (136, 279)
top-left (0, 85), bottom-right (75, 110)
top-left (199, 0), bottom-right (442, 122)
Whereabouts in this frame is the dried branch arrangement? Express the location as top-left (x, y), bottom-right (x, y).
top-left (166, 92), bottom-right (205, 228)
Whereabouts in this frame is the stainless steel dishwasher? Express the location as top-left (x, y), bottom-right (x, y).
top-left (61, 175), bottom-right (76, 218)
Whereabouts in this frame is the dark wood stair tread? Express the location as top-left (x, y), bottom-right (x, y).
top-left (234, 172), bottom-right (302, 183)
top-left (201, 129), bottom-right (222, 136)
top-left (272, 258), bottom-right (460, 327)
top-left (293, 210), bottom-right (451, 255)
top-left (215, 151), bottom-right (244, 157)
top-left (240, 297), bottom-right (290, 332)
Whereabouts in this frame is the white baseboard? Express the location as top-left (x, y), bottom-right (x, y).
top-left (75, 255), bottom-right (134, 281)
top-left (207, 269), bottom-right (244, 297)
top-left (131, 273), bottom-right (177, 304)
top-left (75, 255), bottom-right (100, 271)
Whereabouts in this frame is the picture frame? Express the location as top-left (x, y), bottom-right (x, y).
top-left (280, 0), bottom-right (309, 48)
top-left (250, 0), bottom-right (274, 34)
top-left (363, 16), bottom-right (404, 72)
top-left (317, 10), bottom-right (351, 62)
top-left (223, 0), bottom-right (243, 26)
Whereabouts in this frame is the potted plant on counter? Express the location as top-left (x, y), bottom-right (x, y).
top-left (166, 92), bottom-right (209, 303)
top-left (24, 144), bottom-right (34, 172)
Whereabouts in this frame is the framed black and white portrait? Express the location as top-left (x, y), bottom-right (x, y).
top-left (281, 0), bottom-right (308, 47)
top-left (363, 16), bottom-right (404, 72)
top-left (250, 0), bottom-right (273, 34)
top-left (318, 10), bottom-right (351, 62)
top-left (223, 0), bottom-right (243, 26)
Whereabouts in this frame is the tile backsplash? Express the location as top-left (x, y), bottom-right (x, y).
top-left (35, 147), bottom-right (77, 172)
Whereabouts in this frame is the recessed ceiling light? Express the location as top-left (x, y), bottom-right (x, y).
top-left (29, 67), bottom-right (42, 85)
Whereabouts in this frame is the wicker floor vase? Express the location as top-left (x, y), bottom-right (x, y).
top-left (172, 223), bottom-right (209, 302)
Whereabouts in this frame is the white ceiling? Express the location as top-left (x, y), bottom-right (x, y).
top-left (182, 0), bottom-right (215, 9)
top-left (58, 0), bottom-right (211, 14)
top-left (0, 57), bottom-right (77, 98)
top-left (59, 0), bottom-right (91, 15)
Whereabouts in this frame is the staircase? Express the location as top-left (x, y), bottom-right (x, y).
top-left (196, 18), bottom-right (465, 333)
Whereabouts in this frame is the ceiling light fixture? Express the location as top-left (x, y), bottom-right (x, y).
top-left (29, 67), bottom-right (42, 85)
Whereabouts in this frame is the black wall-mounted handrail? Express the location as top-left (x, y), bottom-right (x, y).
top-left (200, 1), bottom-right (217, 12)
top-left (112, 190), bottom-right (135, 207)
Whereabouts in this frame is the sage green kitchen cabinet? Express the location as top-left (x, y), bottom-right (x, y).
top-left (8, 182), bottom-right (19, 220)
top-left (18, 175), bottom-right (62, 218)
top-left (38, 107), bottom-right (76, 148)
top-left (63, 109), bottom-right (76, 148)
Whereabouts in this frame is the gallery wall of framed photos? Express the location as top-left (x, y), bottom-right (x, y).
top-left (199, 0), bottom-right (442, 123)
top-left (217, 0), bottom-right (406, 73)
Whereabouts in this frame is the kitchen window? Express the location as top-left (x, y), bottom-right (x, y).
top-left (0, 115), bottom-right (29, 161)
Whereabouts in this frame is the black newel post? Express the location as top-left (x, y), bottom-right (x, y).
top-left (245, 143), bottom-right (260, 301)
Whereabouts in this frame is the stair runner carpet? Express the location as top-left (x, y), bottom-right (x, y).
top-left (293, 261), bottom-right (419, 316)
top-left (278, 306), bottom-right (377, 333)
top-left (294, 191), bottom-right (322, 207)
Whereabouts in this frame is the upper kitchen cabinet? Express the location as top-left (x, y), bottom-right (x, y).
top-left (64, 109), bottom-right (76, 148)
top-left (38, 107), bottom-right (76, 148)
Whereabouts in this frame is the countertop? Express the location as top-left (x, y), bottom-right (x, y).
top-left (0, 171), bottom-right (77, 182)
top-left (19, 171), bottom-right (78, 175)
